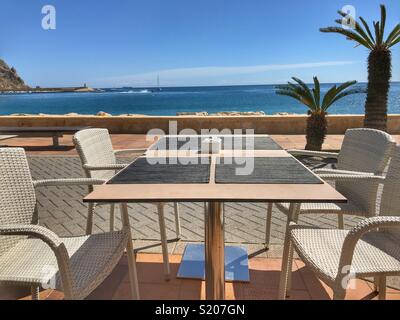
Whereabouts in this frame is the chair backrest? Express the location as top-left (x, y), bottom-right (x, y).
top-left (337, 128), bottom-right (395, 174)
top-left (0, 148), bottom-right (37, 255)
top-left (336, 128), bottom-right (395, 216)
top-left (380, 145), bottom-right (400, 217)
top-left (73, 128), bottom-right (117, 180)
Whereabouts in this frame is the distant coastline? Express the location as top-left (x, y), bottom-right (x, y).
top-left (0, 86), bottom-right (97, 94)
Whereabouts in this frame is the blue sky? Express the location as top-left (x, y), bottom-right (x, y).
top-left (1, 0), bottom-right (399, 87)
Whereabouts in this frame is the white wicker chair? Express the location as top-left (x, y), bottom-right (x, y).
top-left (279, 145), bottom-right (400, 300)
top-left (265, 128), bottom-right (395, 248)
top-left (73, 128), bottom-right (181, 279)
top-left (0, 148), bottom-right (139, 300)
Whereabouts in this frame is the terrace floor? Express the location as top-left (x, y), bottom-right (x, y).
top-left (1, 134), bottom-right (400, 300)
top-left (3, 253), bottom-right (400, 301)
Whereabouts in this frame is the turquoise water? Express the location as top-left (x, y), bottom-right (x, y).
top-left (0, 83), bottom-right (399, 116)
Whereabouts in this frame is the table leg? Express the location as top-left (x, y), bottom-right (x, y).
top-left (52, 135), bottom-right (60, 147)
top-left (205, 201), bottom-right (225, 300)
top-left (120, 203), bottom-right (140, 300)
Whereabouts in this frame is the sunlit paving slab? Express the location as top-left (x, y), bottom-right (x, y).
top-left (177, 244), bottom-right (250, 282)
top-left (5, 254), bottom-right (400, 301)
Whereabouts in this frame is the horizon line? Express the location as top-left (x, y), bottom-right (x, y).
top-left (97, 81), bottom-right (400, 90)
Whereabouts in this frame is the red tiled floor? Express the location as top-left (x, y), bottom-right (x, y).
top-left (8, 253), bottom-right (399, 301)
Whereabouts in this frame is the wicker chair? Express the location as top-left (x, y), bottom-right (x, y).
top-left (265, 128), bottom-right (395, 248)
top-left (279, 145), bottom-right (400, 300)
top-left (0, 148), bottom-right (139, 300)
top-left (73, 128), bottom-right (181, 279)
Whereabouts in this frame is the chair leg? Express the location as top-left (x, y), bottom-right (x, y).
top-left (285, 204), bottom-right (301, 295)
top-left (333, 289), bottom-right (346, 300)
top-left (86, 203), bottom-right (95, 235)
top-left (31, 285), bottom-right (40, 300)
top-left (278, 203), bottom-right (301, 300)
top-left (265, 203), bottom-right (273, 249)
top-left (109, 204), bottom-right (115, 232)
top-left (338, 214), bottom-right (345, 230)
top-left (173, 202), bottom-right (181, 240)
top-left (120, 203), bottom-right (140, 300)
top-left (157, 203), bottom-right (171, 280)
top-left (378, 276), bottom-right (387, 300)
top-left (373, 276), bottom-right (379, 292)
top-left (278, 230), bottom-right (293, 300)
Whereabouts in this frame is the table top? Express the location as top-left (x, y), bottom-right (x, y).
top-left (0, 135), bottom-right (18, 141)
top-left (84, 135), bottom-right (347, 204)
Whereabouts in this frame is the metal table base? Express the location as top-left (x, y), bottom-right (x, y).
top-left (177, 202), bottom-right (250, 300)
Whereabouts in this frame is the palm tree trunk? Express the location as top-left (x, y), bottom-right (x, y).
top-left (364, 48), bottom-right (392, 131)
top-left (305, 112), bottom-right (327, 151)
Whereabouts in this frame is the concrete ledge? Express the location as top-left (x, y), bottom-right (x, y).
top-left (1, 114), bottom-right (400, 134)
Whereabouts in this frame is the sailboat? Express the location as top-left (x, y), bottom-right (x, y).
top-left (150, 75), bottom-right (162, 93)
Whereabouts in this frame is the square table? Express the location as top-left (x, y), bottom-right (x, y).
top-left (84, 135), bottom-right (346, 300)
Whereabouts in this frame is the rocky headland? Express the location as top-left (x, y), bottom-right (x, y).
top-left (0, 59), bottom-right (30, 91)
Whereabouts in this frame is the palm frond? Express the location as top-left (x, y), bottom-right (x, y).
top-left (276, 79), bottom-right (318, 111)
top-left (291, 77), bottom-right (316, 107)
top-left (276, 77), bottom-right (359, 113)
top-left (313, 77), bottom-right (320, 108)
top-left (321, 81), bottom-right (360, 110)
top-left (327, 88), bottom-right (365, 109)
top-left (380, 4), bottom-right (387, 43)
top-left (386, 24), bottom-right (400, 45)
top-left (336, 12), bottom-right (374, 47)
top-left (374, 21), bottom-right (383, 46)
top-left (359, 16), bottom-right (375, 43)
top-left (388, 35), bottom-right (400, 48)
top-left (335, 80), bottom-right (358, 93)
top-left (321, 85), bottom-right (338, 109)
top-left (287, 84), bottom-right (316, 109)
top-left (276, 90), bottom-right (314, 110)
top-left (320, 27), bottom-right (372, 48)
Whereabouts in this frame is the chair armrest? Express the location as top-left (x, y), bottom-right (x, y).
top-left (0, 224), bottom-right (63, 248)
top-left (0, 224), bottom-right (74, 294)
top-left (114, 148), bottom-right (147, 156)
top-left (288, 149), bottom-right (339, 159)
top-left (347, 216), bottom-right (400, 240)
top-left (314, 169), bottom-right (375, 176)
top-left (338, 217), bottom-right (400, 274)
top-left (318, 174), bottom-right (384, 183)
top-left (83, 163), bottom-right (127, 171)
top-left (34, 178), bottom-right (106, 188)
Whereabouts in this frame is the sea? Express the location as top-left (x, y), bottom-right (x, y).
top-left (0, 83), bottom-right (399, 116)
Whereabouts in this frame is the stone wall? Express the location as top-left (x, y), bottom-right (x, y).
top-left (1, 114), bottom-right (400, 134)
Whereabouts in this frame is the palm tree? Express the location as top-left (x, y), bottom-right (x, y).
top-left (320, 4), bottom-right (400, 131)
top-left (276, 77), bottom-right (361, 151)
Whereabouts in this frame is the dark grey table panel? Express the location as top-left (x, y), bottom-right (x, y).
top-left (108, 157), bottom-right (211, 184)
top-left (216, 157), bottom-right (323, 184)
